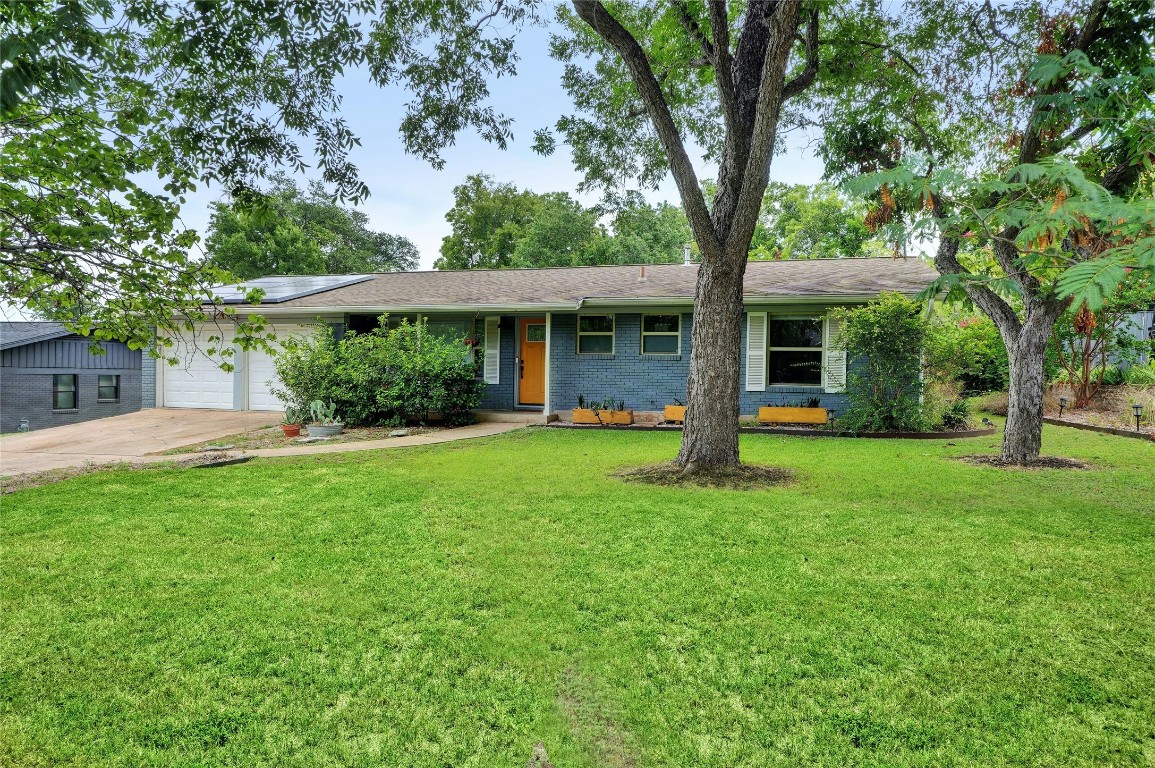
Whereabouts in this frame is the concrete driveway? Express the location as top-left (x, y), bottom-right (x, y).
top-left (0, 408), bottom-right (277, 476)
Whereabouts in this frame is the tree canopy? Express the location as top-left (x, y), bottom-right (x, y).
top-left (749, 182), bottom-right (886, 260)
top-left (434, 174), bottom-right (691, 270)
top-left (1, 0), bottom-right (379, 355)
top-left (813, 0), bottom-right (1155, 461)
top-left (206, 174), bottom-right (418, 280)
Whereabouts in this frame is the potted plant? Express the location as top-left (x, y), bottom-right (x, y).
top-left (663, 398), bottom-right (686, 423)
top-left (281, 406), bottom-right (305, 437)
top-left (758, 396), bottom-right (828, 425)
top-left (305, 399), bottom-right (345, 437)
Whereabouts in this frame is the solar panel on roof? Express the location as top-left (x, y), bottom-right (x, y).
top-left (210, 274), bottom-right (375, 304)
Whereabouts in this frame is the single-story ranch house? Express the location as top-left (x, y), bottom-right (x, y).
top-left (1, 322), bottom-right (144, 432)
top-left (159, 257), bottom-right (939, 421)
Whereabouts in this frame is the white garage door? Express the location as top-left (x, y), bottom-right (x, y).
top-left (246, 322), bottom-right (315, 411)
top-left (161, 325), bottom-right (235, 409)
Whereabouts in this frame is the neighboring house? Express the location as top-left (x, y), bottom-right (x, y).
top-left (0, 322), bottom-right (144, 433)
top-left (156, 257), bottom-right (938, 420)
top-left (1122, 306), bottom-right (1154, 367)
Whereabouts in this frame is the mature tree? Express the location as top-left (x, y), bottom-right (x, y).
top-left (206, 174), bottom-right (417, 280)
top-left (816, 0), bottom-right (1155, 462)
top-left (606, 196), bottom-right (693, 263)
top-left (436, 175), bottom-right (692, 269)
top-left (750, 182), bottom-right (884, 260)
top-left (510, 193), bottom-right (603, 267)
top-left (436, 174), bottom-right (543, 270)
top-left (1, 0), bottom-right (374, 360)
top-left (543, 1), bottom-right (839, 470)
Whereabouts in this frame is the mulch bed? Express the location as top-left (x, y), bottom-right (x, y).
top-left (957, 454), bottom-right (1091, 470)
top-left (615, 462), bottom-right (795, 490)
top-left (549, 422), bottom-right (997, 439)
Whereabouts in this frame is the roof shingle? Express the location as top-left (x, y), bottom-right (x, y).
top-left (219, 257), bottom-right (939, 311)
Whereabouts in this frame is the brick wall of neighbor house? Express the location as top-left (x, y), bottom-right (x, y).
top-left (141, 335), bottom-right (157, 409)
top-left (0, 338), bottom-right (143, 432)
top-left (549, 311), bottom-right (852, 417)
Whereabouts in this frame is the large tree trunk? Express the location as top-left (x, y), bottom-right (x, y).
top-left (998, 299), bottom-right (1065, 462)
top-left (571, 0), bottom-right (816, 470)
top-left (676, 246), bottom-right (746, 471)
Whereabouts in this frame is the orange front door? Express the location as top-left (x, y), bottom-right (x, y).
top-left (518, 318), bottom-right (546, 406)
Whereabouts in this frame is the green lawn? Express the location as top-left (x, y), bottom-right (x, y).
top-left (2, 425), bottom-right (1153, 766)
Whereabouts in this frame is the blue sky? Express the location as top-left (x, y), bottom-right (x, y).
top-left (178, 18), bottom-right (827, 271)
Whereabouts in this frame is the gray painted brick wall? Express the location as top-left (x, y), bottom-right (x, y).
top-left (1, 369), bottom-right (143, 432)
top-left (141, 336), bottom-right (156, 409)
top-left (1, 337), bottom-right (144, 432)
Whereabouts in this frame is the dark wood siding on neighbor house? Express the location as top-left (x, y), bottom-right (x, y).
top-left (1, 337), bottom-right (142, 432)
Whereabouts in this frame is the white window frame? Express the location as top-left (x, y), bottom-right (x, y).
top-left (577, 314), bottom-right (615, 355)
top-left (767, 316), bottom-right (824, 387)
top-left (640, 313), bottom-right (681, 355)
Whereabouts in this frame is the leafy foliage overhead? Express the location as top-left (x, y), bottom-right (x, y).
top-left (1, 0), bottom-right (535, 354)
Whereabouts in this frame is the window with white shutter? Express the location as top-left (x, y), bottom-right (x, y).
top-left (745, 312), bottom-right (767, 391)
top-left (824, 315), bottom-right (847, 393)
top-left (483, 316), bottom-right (501, 384)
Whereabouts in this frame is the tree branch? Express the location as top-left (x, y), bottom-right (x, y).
top-left (728, 0), bottom-right (803, 251)
top-left (934, 233), bottom-right (1023, 339)
top-left (708, 0), bottom-right (738, 137)
top-left (817, 37), bottom-right (920, 75)
top-left (782, 7), bottom-right (819, 101)
top-left (670, 0), bottom-right (714, 62)
top-left (571, 0), bottom-right (718, 253)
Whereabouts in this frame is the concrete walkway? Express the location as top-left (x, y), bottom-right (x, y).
top-left (1, 412), bottom-right (527, 477)
top-left (1, 408), bottom-right (274, 476)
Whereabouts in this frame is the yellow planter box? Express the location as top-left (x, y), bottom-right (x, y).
top-left (572, 408), bottom-right (633, 425)
top-left (758, 406), bottom-right (828, 425)
top-left (572, 408), bottom-right (600, 424)
top-left (663, 405), bottom-right (686, 423)
top-left (603, 409), bottom-right (634, 425)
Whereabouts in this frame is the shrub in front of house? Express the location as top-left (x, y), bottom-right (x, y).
top-left (834, 292), bottom-right (978, 432)
top-left (272, 320), bottom-right (483, 427)
top-left (831, 292), bottom-right (928, 432)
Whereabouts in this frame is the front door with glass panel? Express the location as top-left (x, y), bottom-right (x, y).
top-left (518, 318), bottom-right (546, 406)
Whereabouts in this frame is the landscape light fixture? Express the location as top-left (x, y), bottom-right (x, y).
top-left (1133, 403), bottom-right (1144, 432)
top-left (1059, 396), bottom-right (1068, 418)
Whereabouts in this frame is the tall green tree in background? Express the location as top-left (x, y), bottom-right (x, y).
top-left (814, 0), bottom-right (1155, 462)
top-left (750, 182), bottom-right (885, 260)
top-left (435, 174), bottom-right (691, 270)
top-left (206, 174), bottom-right (418, 280)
